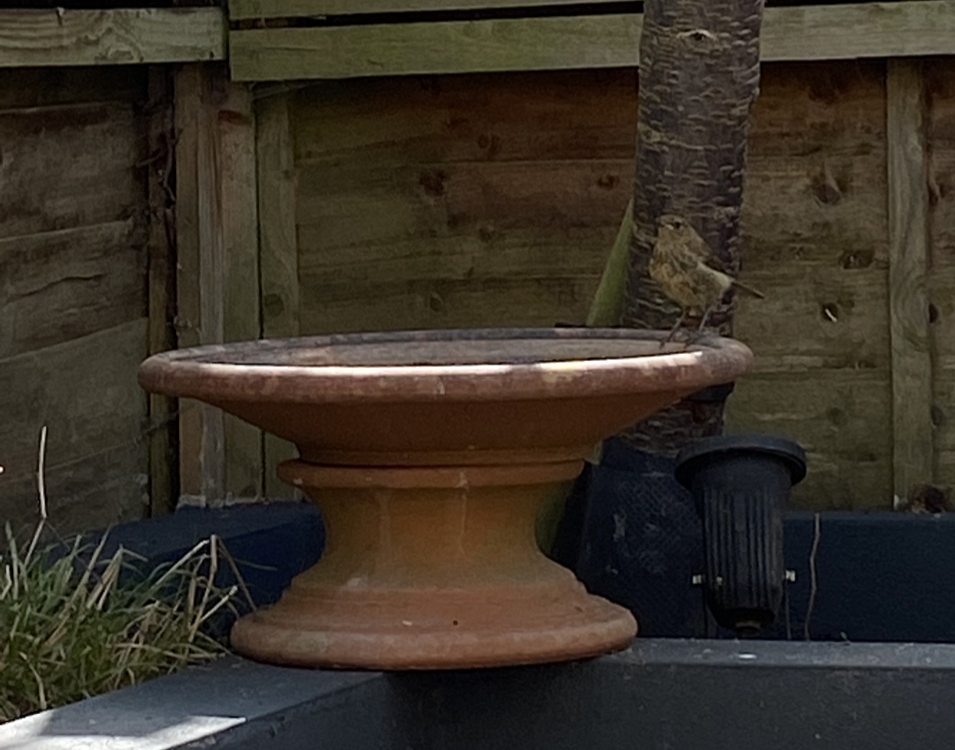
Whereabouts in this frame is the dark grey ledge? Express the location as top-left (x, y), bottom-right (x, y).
top-left (4, 638), bottom-right (955, 750)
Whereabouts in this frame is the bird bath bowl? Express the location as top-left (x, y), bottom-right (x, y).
top-left (139, 328), bottom-right (753, 670)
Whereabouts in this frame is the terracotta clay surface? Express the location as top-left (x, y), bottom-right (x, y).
top-left (139, 328), bottom-right (753, 669)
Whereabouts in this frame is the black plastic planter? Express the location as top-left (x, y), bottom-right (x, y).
top-left (675, 435), bottom-right (806, 634)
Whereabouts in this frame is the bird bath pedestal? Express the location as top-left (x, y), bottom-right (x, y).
top-left (139, 329), bottom-right (752, 669)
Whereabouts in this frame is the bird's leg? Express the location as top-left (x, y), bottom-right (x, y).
top-left (698, 305), bottom-right (715, 332)
top-left (683, 305), bottom-right (717, 345)
top-left (662, 309), bottom-right (688, 347)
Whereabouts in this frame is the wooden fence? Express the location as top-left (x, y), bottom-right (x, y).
top-left (2, 2), bottom-right (955, 534)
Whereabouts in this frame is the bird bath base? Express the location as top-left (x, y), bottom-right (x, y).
top-left (139, 329), bottom-right (753, 669)
top-left (232, 460), bottom-right (633, 669)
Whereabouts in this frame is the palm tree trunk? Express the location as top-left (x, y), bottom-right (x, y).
top-left (622, 0), bottom-right (765, 455)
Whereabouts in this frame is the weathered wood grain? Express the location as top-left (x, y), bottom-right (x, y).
top-left (296, 154), bottom-right (630, 331)
top-left (0, 66), bottom-right (144, 110)
top-left (1, 441), bottom-right (148, 537)
top-left (0, 65), bottom-right (151, 533)
top-left (219, 83), bottom-right (264, 502)
top-left (0, 8), bottom-right (225, 68)
top-left (229, 0), bottom-right (951, 41)
top-left (887, 59), bottom-right (934, 503)
top-left (742, 62), bottom-right (888, 271)
top-left (762, 2), bottom-right (955, 62)
top-left (175, 64), bottom-right (225, 505)
top-left (286, 60), bottom-right (896, 508)
top-left (725, 59), bottom-right (893, 509)
top-left (230, 15), bottom-right (640, 81)
top-left (742, 149), bottom-right (888, 271)
top-left (725, 371), bottom-right (893, 510)
top-left (299, 276), bottom-right (600, 334)
top-left (292, 70), bottom-right (635, 336)
top-left (0, 99), bottom-right (145, 240)
top-left (292, 69), bottom-right (637, 166)
top-left (175, 65), bottom-right (265, 506)
top-left (735, 268), bottom-right (889, 374)
top-left (146, 67), bottom-right (177, 517)
top-left (174, 63), bottom-right (204, 499)
top-left (928, 358), bottom-right (955, 457)
top-left (231, 2), bottom-right (955, 81)
top-left (297, 158), bottom-right (632, 246)
top-left (258, 96), bottom-right (299, 342)
top-left (925, 59), bottom-right (955, 490)
top-left (229, 0), bottom-right (620, 19)
top-left (928, 63), bottom-right (955, 270)
top-left (0, 320), bottom-right (149, 535)
top-left (256, 94), bottom-right (300, 500)
top-left (0, 219), bottom-right (147, 360)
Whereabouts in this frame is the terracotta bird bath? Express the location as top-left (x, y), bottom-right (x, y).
top-left (139, 328), bottom-right (752, 670)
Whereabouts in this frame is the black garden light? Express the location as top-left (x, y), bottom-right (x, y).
top-left (676, 435), bottom-right (806, 635)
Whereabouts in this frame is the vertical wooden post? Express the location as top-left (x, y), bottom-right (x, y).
top-left (219, 81), bottom-right (265, 501)
top-left (887, 59), bottom-right (934, 505)
top-left (174, 63), bottom-right (218, 505)
top-left (147, 66), bottom-right (178, 516)
top-left (256, 92), bottom-right (301, 500)
top-left (175, 63), bottom-right (262, 506)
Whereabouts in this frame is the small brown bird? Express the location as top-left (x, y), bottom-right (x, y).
top-left (649, 214), bottom-right (764, 341)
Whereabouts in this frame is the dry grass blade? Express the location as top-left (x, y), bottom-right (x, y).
top-left (0, 528), bottom-right (246, 724)
top-left (0, 428), bottom-right (255, 725)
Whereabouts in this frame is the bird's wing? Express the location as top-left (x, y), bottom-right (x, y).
top-left (687, 229), bottom-right (729, 273)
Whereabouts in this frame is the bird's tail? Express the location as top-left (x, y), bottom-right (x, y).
top-left (732, 279), bottom-right (765, 299)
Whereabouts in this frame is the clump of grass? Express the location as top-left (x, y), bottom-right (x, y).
top-left (0, 428), bottom-right (252, 724)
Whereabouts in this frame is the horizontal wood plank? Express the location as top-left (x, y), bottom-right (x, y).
top-left (230, 0), bottom-right (623, 19)
top-left (231, 1), bottom-right (955, 81)
top-left (0, 219), bottom-right (148, 359)
top-left (299, 276), bottom-right (599, 333)
top-left (742, 150), bottom-right (888, 272)
top-left (297, 158), bottom-right (632, 244)
top-left (297, 154), bottom-right (629, 332)
top-left (0, 319), bottom-right (149, 535)
top-left (734, 58), bottom-right (891, 377)
top-left (0, 99), bottom-right (147, 240)
top-left (764, 2), bottom-right (955, 62)
top-left (229, 0), bottom-right (954, 27)
top-left (230, 15), bottom-right (638, 81)
top-left (0, 66), bottom-right (146, 110)
top-left (0, 8), bottom-right (225, 68)
top-left (1, 440), bottom-right (148, 537)
top-left (742, 61), bottom-right (888, 273)
top-left (293, 69), bottom-right (636, 166)
top-left (288, 59), bottom-right (900, 508)
top-left (725, 371), bottom-right (893, 510)
top-left (729, 57), bottom-right (892, 509)
top-left (734, 267), bottom-right (890, 374)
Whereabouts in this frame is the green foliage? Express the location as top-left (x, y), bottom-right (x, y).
top-left (586, 197), bottom-right (634, 327)
top-left (0, 519), bottom-right (249, 724)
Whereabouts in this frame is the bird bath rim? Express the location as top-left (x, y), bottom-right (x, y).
top-left (138, 327), bottom-right (753, 404)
